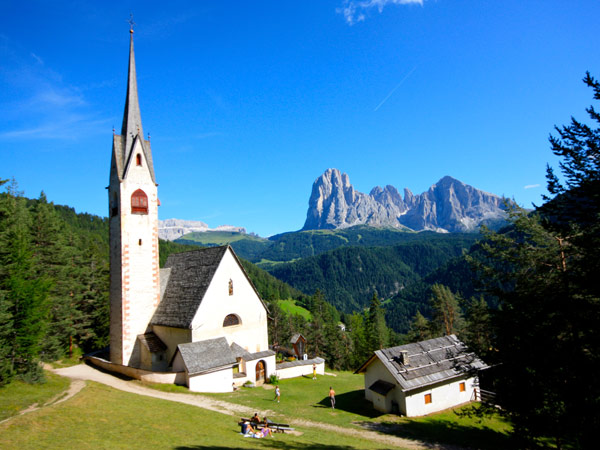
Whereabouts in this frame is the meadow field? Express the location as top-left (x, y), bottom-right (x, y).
top-left (0, 368), bottom-right (513, 449)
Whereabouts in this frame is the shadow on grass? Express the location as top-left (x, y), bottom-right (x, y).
top-left (355, 418), bottom-right (514, 450)
top-left (83, 360), bottom-right (135, 382)
top-left (176, 444), bottom-right (367, 450)
top-left (314, 390), bottom-right (383, 419)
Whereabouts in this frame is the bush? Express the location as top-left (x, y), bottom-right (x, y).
top-left (269, 373), bottom-right (279, 384)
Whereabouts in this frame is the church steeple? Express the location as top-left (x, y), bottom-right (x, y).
top-left (121, 29), bottom-right (143, 152)
top-left (109, 23), bottom-right (160, 367)
top-left (111, 24), bottom-right (156, 185)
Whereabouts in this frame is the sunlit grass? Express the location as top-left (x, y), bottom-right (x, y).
top-left (0, 371), bottom-right (70, 421)
top-left (0, 381), bottom-right (406, 449)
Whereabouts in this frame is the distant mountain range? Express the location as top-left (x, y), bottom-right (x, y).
top-left (158, 219), bottom-right (245, 241)
top-left (303, 169), bottom-right (508, 233)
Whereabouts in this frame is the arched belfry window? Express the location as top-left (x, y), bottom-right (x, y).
top-left (229, 279), bottom-right (234, 296)
top-left (223, 314), bottom-right (241, 327)
top-left (136, 153), bottom-right (142, 166)
top-left (131, 189), bottom-right (148, 214)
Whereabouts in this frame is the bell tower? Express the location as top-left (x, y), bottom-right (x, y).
top-left (109, 26), bottom-right (160, 367)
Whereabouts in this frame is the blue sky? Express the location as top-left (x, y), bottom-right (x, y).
top-left (1, 1), bottom-right (599, 237)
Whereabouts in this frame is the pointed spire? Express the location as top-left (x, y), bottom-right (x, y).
top-left (121, 28), bottom-right (143, 152)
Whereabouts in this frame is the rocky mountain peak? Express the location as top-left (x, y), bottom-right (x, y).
top-left (302, 169), bottom-right (507, 233)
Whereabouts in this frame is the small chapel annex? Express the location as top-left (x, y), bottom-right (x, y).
top-left (91, 27), bottom-right (317, 392)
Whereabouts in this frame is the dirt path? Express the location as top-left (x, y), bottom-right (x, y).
top-left (48, 364), bottom-right (464, 450)
top-left (0, 378), bottom-right (85, 425)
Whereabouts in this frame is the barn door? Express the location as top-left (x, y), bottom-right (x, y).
top-left (255, 360), bottom-right (266, 383)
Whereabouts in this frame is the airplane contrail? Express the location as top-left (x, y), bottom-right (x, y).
top-left (374, 66), bottom-right (417, 112)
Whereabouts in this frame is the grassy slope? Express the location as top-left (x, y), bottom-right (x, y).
top-left (278, 299), bottom-right (311, 320)
top-left (1, 370), bottom-right (513, 449)
top-left (178, 231), bottom-right (267, 246)
top-left (0, 372), bottom-right (70, 421)
top-left (0, 381), bottom-right (399, 450)
top-left (204, 371), bottom-right (513, 450)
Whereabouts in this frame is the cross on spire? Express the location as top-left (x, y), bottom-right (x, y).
top-left (128, 13), bottom-right (136, 33)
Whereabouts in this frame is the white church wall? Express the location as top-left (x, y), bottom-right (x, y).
top-left (188, 368), bottom-right (234, 393)
top-left (191, 249), bottom-right (268, 352)
top-left (110, 137), bottom-right (160, 367)
top-left (152, 325), bottom-right (191, 365)
top-left (276, 360), bottom-right (325, 380)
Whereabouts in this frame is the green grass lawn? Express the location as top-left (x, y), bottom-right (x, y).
top-left (277, 299), bottom-right (311, 320)
top-left (204, 371), bottom-right (514, 450)
top-left (0, 381), bottom-right (404, 449)
top-left (0, 371), bottom-right (70, 421)
top-left (1, 369), bottom-right (514, 449)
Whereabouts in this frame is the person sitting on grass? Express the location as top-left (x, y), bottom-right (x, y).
top-left (251, 413), bottom-right (260, 424)
top-left (241, 420), bottom-right (255, 436)
top-left (254, 424), bottom-right (273, 438)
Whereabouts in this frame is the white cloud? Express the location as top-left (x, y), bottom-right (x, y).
top-left (31, 52), bottom-right (44, 65)
top-left (0, 38), bottom-right (108, 141)
top-left (337, 0), bottom-right (425, 25)
top-left (524, 184), bottom-right (541, 190)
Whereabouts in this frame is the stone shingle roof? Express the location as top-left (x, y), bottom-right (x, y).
top-left (356, 335), bottom-right (488, 392)
top-left (230, 342), bottom-right (252, 360)
top-left (137, 332), bottom-right (167, 353)
top-left (246, 349), bottom-right (276, 361)
top-left (177, 337), bottom-right (237, 375)
top-left (151, 245), bottom-right (268, 329)
top-left (290, 333), bottom-right (305, 344)
top-left (151, 246), bottom-right (229, 328)
top-left (275, 357), bottom-right (324, 370)
top-left (369, 379), bottom-right (396, 396)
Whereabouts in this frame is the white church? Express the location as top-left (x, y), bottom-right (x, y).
top-left (92, 28), bottom-right (324, 392)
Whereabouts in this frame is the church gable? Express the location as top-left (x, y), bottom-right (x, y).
top-left (151, 246), bottom-right (230, 328)
top-left (188, 247), bottom-right (268, 352)
top-left (122, 136), bottom-right (155, 183)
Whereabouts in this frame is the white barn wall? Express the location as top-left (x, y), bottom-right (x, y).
top-left (404, 376), bottom-right (478, 417)
top-left (363, 359), bottom-right (398, 407)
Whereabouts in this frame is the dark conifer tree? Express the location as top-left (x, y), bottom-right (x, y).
top-left (472, 74), bottom-right (600, 448)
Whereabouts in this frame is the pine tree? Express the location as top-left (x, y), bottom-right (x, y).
top-left (429, 284), bottom-right (465, 336)
top-left (366, 292), bottom-right (388, 351)
top-left (0, 181), bottom-right (49, 382)
top-left (471, 74), bottom-right (600, 448)
top-left (348, 312), bottom-right (369, 368)
top-left (406, 310), bottom-right (433, 342)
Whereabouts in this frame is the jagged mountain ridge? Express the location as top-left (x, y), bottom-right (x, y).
top-left (159, 219), bottom-right (246, 241)
top-left (303, 169), bottom-right (507, 233)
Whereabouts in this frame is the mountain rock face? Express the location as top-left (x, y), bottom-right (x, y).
top-left (303, 169), bottom-right (507, 233)
top-left (158, 219), bottom-right (246, 241)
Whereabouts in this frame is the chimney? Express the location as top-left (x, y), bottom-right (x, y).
top-left (400, 350), bottom-right (409, 365)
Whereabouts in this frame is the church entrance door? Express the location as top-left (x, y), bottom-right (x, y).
top-left (255, 360), bottom-right (266, 384)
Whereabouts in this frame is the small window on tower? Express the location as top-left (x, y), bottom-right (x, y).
top-left (229, 279), bottom-right (234, 296)
top-left (131, 189), bottom-right (148, 214)
top-left (136, 153), bottom-right (142, 166)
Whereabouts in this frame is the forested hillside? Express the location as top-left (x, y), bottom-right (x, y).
top-left (176, 225), bottom-right (478, 266)
top-left (268, 237), bottom-right (476, 314)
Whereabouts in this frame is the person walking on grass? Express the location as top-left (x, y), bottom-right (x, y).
top-left (329, 386), bottom-right (336, 409)
top-left (312, 363), bottom-right (317, 380)
top-left (274, 385), bottom-right (280, 403)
